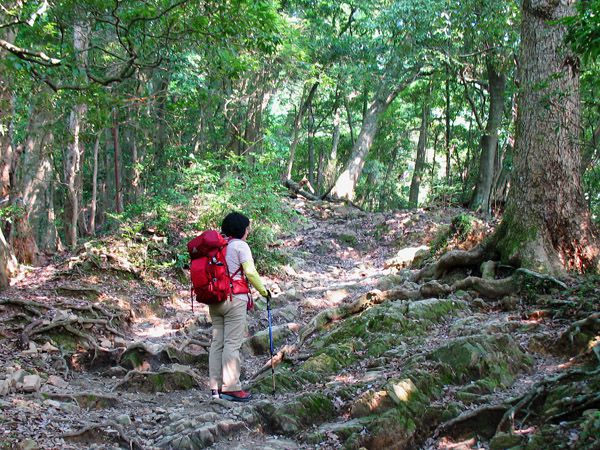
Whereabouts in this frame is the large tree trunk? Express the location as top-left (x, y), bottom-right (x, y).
top-left (470, 59), bottom-right (506, 213)
top-left (409, 87), bottom-right (432, 208)
top-left (285, 82), bottom-right (319, 180)
top-left (495, 0), bottom-right (599, 274)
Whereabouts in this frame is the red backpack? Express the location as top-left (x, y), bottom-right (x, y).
top-left (187, 230), bottom-right (249, 310)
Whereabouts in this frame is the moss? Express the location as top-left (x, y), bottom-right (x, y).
top-left (495, 211), bottom-right (539, 268)
top-left (257, 393), bottom-right (335, 436)
top-left (428, 334), bottom-right (532, 386)
top-left (47, 332), bottom-right (79, 353)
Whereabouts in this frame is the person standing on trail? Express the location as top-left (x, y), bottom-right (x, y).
top-left (209, 212), bottom-right (269, 402)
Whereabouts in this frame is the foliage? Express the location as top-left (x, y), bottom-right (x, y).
top-left (563, 0), bottom-right (600, 63)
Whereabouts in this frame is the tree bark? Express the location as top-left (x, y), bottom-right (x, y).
top-left (307, 103), bottom-right (316, 187)
top-left (89, 133), bottom-right (100, 235)
top-left (324, 98), bottom-right (342, 191)
top-left (445, 67), bottom-right (451, 180)
top-left (63, 23), bottom-right (89, 249)
top-left (409, 86), bottom-right (432, 208)
top-left (330, 71), bottom-right (418, 201)
top-left (285, 81), bottom-right (319, 180)
top-left (470, 59), bottom-right (506, 213)
top-left (495, 0), bottom-right (599, 274)
top-left (112, 108), bottom-right (123, 214)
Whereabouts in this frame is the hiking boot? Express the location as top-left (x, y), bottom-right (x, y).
top-left (211, 389), bottom-right (221, 399)
top-left (220, 390), bottom-right (252, 402)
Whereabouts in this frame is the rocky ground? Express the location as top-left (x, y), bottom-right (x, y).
top-left (0, 199), bottom-right (598, 449)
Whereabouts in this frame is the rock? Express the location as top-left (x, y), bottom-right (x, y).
top-left (0, 379), bottom-right (12, 396)
top-left (40, 342), bottom-right (59, 353)
top-left (17, 439), bottom-right (37, 450)
top-left (116, 414), bottom-right (132, 426)
top-left (242, 323), bottom-right (300, 356)
top-left (384, 245), bottom-right (429, 269)
top-left (489, 432), bottom-right (523, 450)
top-left (22, 342), bottom-right (38, 355)
top-left (11, 369), bottom-right (26, 384)
top-left (113, 337), bottom-right (129, 347)
top-left (43, 399), bottom-right (63, 409)
top-left (47, 375), bottom-right (68, 388)
top-left (100, 339), bottom-right (112, 348)
top-left (22, 375), bottom-right (41, 392)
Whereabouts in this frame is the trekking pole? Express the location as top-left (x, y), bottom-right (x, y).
top-left (266, 291), bottom-right (276, 394)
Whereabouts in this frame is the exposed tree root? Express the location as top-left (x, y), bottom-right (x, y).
top-left (0, 298), bottom-right (51, 316)
top-left (298, 286), bottom-right (420, 344)
top-left (434, 405), bottom-right (509, 440)
top-left (556, 312), bottom-right (600, 357)
top-left (496, 367), bottom-right (600, 433)
top-left (452, 268), bottom-right (567, 299)
top-left (413, 246), bottom-right (489, 282)
top-left (63, 421), bottom-right (142, 449)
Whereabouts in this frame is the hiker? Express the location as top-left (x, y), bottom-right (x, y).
top-left (208, 212), bottom-right (269, 402)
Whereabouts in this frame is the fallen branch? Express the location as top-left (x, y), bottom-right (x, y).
top-left (284, 178), bottom-right (322, 201)
top-left (250, 344), bottom-right (297, 380)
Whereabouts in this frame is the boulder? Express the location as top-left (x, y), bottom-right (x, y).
top-left (242, 323), bottom-right (300, 356)
top-left (22, 375), bottom-right (41, 392)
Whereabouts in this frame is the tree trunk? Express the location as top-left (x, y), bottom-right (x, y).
top-left (329, 73), bottom-right (416, 201)
top-left (307, 104), bottom-right (316, 187)
top-left (344, 95), bottom-right (355, 146)
top-left (0, 27), bottom-right (15, 200)
top-left (495, 0), bottom-right (599, 274)
top-left (112, 108), bottom-right (123, 213)
top-left (63, 23), bottom-right (89, 249)
top-left (445, 68), bottom-right (451, 180)
top-left (470, 59), bottom-right (506, 213)
top-left (409, 89), bottom-right (431, 208)
top-left (324, 99), bottom-right (342, 190)
top-left (89, 133), bottom-right (100, 235)
top-left (285, 82), bottom-right (319, 180)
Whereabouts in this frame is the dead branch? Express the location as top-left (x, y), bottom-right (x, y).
top-left (250, 344), bottom-right (298, 380)
top-left (284, 179), bottom-right (322, 201)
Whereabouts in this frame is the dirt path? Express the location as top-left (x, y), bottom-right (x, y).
top-left (0, 200), bottom-right (587, 449)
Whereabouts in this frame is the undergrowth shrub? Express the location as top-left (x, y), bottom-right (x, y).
top-left (99, 151), bottom-right (295, 275)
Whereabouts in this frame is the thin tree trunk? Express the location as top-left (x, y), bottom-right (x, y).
top-left (445, 67), bottom-right (451, 180)
top-left (89, 133), bottom-right (100, 235)
top-left (470, 58), bottom-right (506, 213)
top-left (308, 104), bottom-right (316, 187)
top-left (285, 82), bottom-right (319, 180)
top-left (495, 0), bottom-right (599, 274)
top-left (112, 108), bottom-right (123, 214)
top-left (409, 87), bottom-right (432, 208)
top-left (63, 23), bottom-right (89, 249)
top-left (344, 95), bottom-right (355, 146)
top-left (324, 98), bottom-right (342, 190)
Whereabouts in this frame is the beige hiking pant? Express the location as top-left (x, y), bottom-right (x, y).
top-left (208, 295), bottom-right (248, 392)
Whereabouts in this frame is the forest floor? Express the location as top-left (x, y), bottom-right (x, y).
top-left (0, 198), bottom-right (598, 449)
